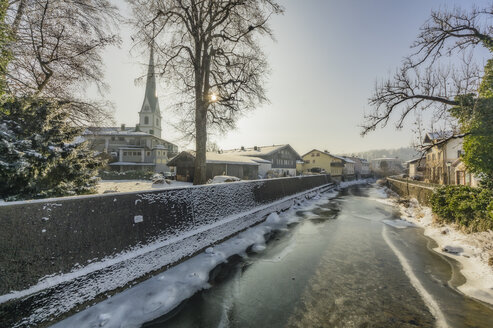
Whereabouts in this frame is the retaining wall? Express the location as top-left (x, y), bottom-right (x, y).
top-left (0, 175), bottom-right (333, 327)
top-left (386, 177), bottom-right (435, 206)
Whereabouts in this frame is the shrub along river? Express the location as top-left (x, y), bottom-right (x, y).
top-left (143, 184), bottom-right (493, 328)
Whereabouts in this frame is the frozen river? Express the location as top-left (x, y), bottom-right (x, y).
top-left (142, 184), bottom-right (493, 328)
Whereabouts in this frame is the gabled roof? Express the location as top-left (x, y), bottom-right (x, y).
top-left (223, 144), bottom-right (302, 160)
top-left (168, 151), bottom-right (261, 167)
top-left (301, 149), bottom-right (346, 162)
top-left (423, 131), bottom-right (454, 144)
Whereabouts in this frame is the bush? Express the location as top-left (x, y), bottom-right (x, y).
top-left (99, 170), bottom-right (154, 180)
top-left (430, 185), bottom-right (493, 232)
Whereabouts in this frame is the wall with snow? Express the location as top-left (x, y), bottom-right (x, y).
top-left (386, 177), bottom-right (434, 205)
top-left (0, 175), bottom-right (331, 326)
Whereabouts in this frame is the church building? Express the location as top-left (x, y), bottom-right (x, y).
top-left (84, 44), bottom-right (178, 172)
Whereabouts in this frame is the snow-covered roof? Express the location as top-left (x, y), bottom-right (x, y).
top-left (371, 157), bottom-right (402, 162)
top-left (205, 152), bottom-right (260, 166)
top-left (83, 127), bottom-right (149, 136)
top-left (405, 158), bottom-right (424, 164)
top-left (109, 162), bottom-right (155, 166)
top-left (423, 131), bottom-right (454, 144)
top-left (223, 144), bottom-right (292, 157)
top-left (301, 149), bottom-right (348, 162)
top-left (340, 157), bottom-right (355, 164)
top-left (168, 151), bottom-right (261, 166)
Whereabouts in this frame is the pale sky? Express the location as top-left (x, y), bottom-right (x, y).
top-left (98, 0), bottom-right (491, 155)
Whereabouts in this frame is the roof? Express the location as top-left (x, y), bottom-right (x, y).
top-left (168, 151), bottom-right (261, 167)
top-left (423, 131), bottom-right (454, 144)
top-left (223, 144), bottom-right (301, 160)
top-left (83, 127), bottom-right (177, 146)
top-left (109, 162), bottom-right (155, 166)
top-left (83, 127), bottom-right (149, 136)
top-left (371, 157), bottom-right (402, 161)
top-left (405, 158), bottom-right (425, 164)
top-left (301, 149), bottom-right (349, 163)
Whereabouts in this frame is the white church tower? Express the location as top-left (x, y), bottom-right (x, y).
top-left (138, 43), bottom-right (162, 138)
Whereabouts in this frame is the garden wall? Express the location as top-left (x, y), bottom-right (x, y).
top-left (386, 177), bottom-right (435, 206)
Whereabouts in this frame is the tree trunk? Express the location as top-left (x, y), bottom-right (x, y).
top-left (194, 99), bottom-right (208, 185)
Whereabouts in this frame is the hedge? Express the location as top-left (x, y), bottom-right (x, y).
top-left (430, 185), bottom-right (493, 232)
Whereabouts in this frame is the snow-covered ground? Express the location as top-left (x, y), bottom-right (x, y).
top-left (387, 193), bottom-right (493, 306)
top-left (97, 179), bottom-right (192, 194)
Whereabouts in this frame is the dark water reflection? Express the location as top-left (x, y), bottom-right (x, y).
top-left (143, 184), bottom-right (493, 328)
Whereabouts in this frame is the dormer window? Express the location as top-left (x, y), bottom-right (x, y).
top-left (144, 116), bottom-right (149, 125)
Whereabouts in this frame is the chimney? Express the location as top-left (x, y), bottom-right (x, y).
top-left (121, 124), bottom-right (126, 131)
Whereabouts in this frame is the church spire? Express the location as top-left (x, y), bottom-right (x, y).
top-left (138, 38), bottom-right (162, 138)
top-left (140, 41), bottom-right (160, 115)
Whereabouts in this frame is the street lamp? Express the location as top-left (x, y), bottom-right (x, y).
top-left (446, 161), bottom-right (452, 185)
top-left (210, 93), bottom-right (218, 102)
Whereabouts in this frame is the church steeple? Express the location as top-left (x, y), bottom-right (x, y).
top-left (139, 41), bottom-right (162, 138)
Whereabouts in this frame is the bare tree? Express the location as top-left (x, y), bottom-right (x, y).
top-left (363, 5), bottom-right (493, 136)
top-left (127, 0), bottom-right (283, 184)
top-left (3, 0), bottom-right (121, 125)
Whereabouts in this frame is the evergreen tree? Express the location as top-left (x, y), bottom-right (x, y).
top-left (451, 59), bottom-right (493, 188)
top-left (0, 98), bottom-right (105, 200)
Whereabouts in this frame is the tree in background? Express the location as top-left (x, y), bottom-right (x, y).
top-left (0, 98), bottom-right (105, 200)
top-left (128, 0), bottom-right (283, 184)
top-left (0, 0), bottom-right (11, 96)
top-left (3, 0), bottom-right (120, 125)
top-left (363, 5), bottom-right (493, 185)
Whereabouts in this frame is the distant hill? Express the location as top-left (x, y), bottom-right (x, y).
top-left (344, 147), bottom-right (419, 162)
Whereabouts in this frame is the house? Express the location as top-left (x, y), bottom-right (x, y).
top-left (370, 158), bottom-right (403, 176)
top-left (223, 144), bottom-right (301, 177)
top-left (167, 151), bottom-right (264, 182)
top-left (406, 158), bottom-right (426, 180)
top-left (341, 157), bottom-right (356, 177)
top-left (451, 158), bottom-right (481, 187)
top-left (83, 43), bottom-right (178, 172)
top-left (84, 127), bottom-right (178, 172)
top-left (346, 157), bottom-right (371, 178)
top-left (422, 132), bottom-right (465, 184)
top-left (300, 150), bottom-right (345, 177)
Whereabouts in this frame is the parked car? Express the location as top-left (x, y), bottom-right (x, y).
top-left (208, 175), bottom-right (241, 184)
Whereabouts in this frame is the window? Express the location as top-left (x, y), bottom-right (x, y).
top-left (123, 152), bottom-right (127, 156)
top-left (149, 130), bottom-right (154, 135)
top-left (316, 153), bottom-right (320, 157)
top-left (146, 151), bottom-right (150, 156)
top-left (111, 136), bottom-right (115, 141)
top-left (144, 116), bottom-right (149, 124)
top-left (156, 118), bottom-right (159, 125)
top-left (313, 159), bottom-right (316, 164)
top-left (311, 153), bottom-right (314, 157)
top-left (118, 137), bottom-right (124, 141)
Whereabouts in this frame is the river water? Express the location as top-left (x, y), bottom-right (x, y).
top-left (143, 184), bottom-right (493, 328)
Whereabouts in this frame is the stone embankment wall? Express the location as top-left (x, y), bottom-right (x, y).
top-left (0, 175), bottom-right (333, 327)
top-left (386, 177), bottom-right (435, 206)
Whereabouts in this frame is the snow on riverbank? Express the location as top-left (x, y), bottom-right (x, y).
top-left (395, 196), bottom-right (493, 306)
